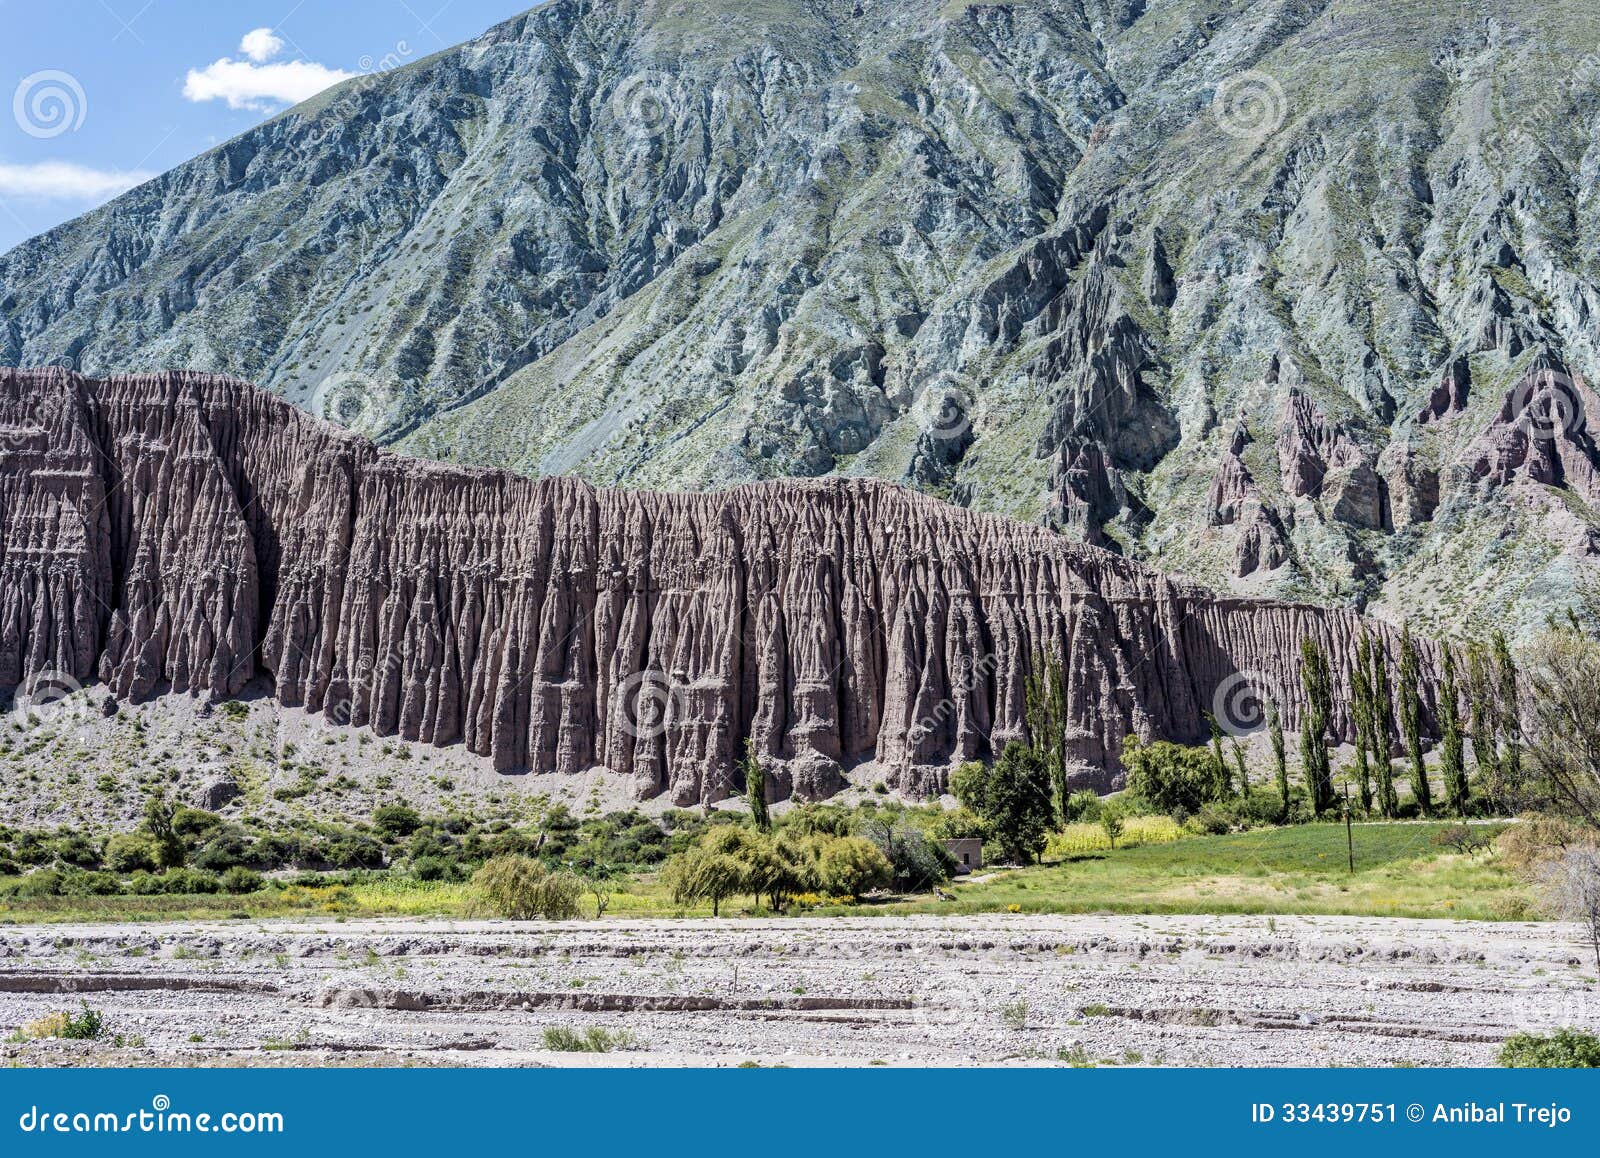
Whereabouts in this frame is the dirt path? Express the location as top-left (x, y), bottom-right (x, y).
top-left (3, 914), bottom-right (1595, 1067)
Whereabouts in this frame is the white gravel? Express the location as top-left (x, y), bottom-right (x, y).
top-left (4, 914), bottom-right (1598, 1067)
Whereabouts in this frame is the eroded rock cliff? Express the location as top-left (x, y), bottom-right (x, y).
top-left (1, 369), bottom-right (1443, 802)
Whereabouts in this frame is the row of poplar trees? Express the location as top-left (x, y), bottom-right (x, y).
top-left (1277, 626), bottom-right (1523, 819)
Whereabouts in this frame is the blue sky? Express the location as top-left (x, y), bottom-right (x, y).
top-left (0, 0), bottom-right (533, 254)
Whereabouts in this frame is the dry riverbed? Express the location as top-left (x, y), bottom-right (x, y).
top-left (2, 915), bottom-right (1596, 1067)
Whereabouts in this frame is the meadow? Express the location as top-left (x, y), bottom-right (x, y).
top-left (0, 821), bottom-right (1526, 924)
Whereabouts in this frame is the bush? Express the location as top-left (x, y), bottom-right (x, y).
top-left (410, 855), bottom-right (455, 882)
top-left (1496, 814), bottom-right (1592, 874)
top-left (1500, 1029), bottom-right (1600, 1068)
top-left (373, 803), bottom-right (423, 840)
top-left (5, 869), bottom-right (63, 897)
top-left (816, 836), bottom-right (893, 897)
top-left (1122, 738), bottom-right (1229, 816)
top-left (1063, 790), bottom-right (1102, 823)
top-left (218, 866), bottom-right (263, 895)
top-left (472, 855), bottom-right (583, 919)
top-left (59, 870), bottom-right (121, 897)
top-left (50, 832), bottom-right (101, 869)
top-left (541, 1026), bottom-right (637, 1052)
top-left (103, 833), bottom-right (160, 874)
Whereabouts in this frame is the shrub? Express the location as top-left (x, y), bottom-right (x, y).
top-left (1063, 790), bottom-right (1102, 823)
top-left (816, 836), bottom-right (893, 897)
top-left (103, 833), bottom-right (159, 874)
top-left (373, 803), bottom-right (423, 840)
top-left (472, 855), bottom-right (583, 920)
top-left (59, 870), bottom-right (121, 897)
top-left (6, 869), bottom-right (63, 897)
top-left (410, 855), bottom-right (455, 882)
top-left (192, 828), bottom-right (254, 872)
top-left (541, 1026), bottom-right (637, 1053)
top-left (171, 807), bottom-right (223, 842)
top-left (1500, 1028), bottom-right (1600, 1068)
top-left (50, 832), bottom-right (101, 869)
top-left (218, 866), bottom-right (263, 895)
top-left (1122, 738), bottom-right (1228, 816)
top-left (1496, 814), bottom-right (1591, 874)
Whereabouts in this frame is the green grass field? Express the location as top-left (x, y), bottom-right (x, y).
top-left (850, 821), bottom-right (1527, 921)
top-left (0, 822), bottom-right (1529, 925)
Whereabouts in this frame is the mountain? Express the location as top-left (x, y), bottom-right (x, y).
top-left (0, 368), bottom-right (1443, 801)
top-left (3, 0), bottom-right (1598, 640)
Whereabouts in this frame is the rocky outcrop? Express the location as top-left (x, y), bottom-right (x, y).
top-left (1, 369), bottom-right (1444, 801)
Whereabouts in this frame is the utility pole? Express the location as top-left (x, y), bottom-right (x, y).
top-left (1343, 780), bottom-right (1354, 873)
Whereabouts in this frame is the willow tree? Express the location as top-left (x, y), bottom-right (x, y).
top-left (1399, 622), bottom-right (1432, 815)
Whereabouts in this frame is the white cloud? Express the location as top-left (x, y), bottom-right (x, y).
top-left (184, 30), bottom-right (354, 113)
top-left (183, 57), bottom-right (355, 112)
top-left (239, 28), bottom-right (286, 63)
top-left (0, 161), bottom-right (155, 202)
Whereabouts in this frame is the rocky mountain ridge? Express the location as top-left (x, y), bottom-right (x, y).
top-left (4, 0), bottom-right (1599, 638)
top-left (0, 369), bottom-right (1445, 801)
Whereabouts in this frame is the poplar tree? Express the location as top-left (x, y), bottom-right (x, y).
top-left (1351, 634), bottom-right (1375, 814)
top-left (1299, 636), bottom-right (1335, 816)
top-left (1369, 636), bottom-right (1398, 818)
top-left (1399, 622), bottom-right (1431, 815)
top-left (1439, 647), bottom-right (1469, 816)
top-left (1268, 698), bottom-right (1290, 818)
top-left (1024, 654), bottom-right (1069, 824)
top-left (1465, 642), bottom-right (1501, 789)
top-left (742, 739), bottom-right (771, 832)
top-left (1208, 713), bottom-right (1231, 798)
top-left (1493, 630), bottom-right (1522, 791)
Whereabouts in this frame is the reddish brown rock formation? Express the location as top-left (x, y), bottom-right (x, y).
top-left (1, 369), bottom-right (1444, 801)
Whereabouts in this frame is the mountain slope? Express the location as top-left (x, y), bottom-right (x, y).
top-left (1, 368), bottom-right (1444, 801)
top-left (3, 0), bottom-right (1599, 637)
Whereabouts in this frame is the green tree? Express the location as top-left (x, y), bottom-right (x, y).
top-left (816, 836), bottom-right (893, 897)
top-left (141, 793), bottom-right (185, 870)
top-left (1099, 810), bottom-right (1125, 850)
top-left (1494, 630), bottom-right (1523, 792)
top-left (1299, 636), bottom-right (1335, 816)
top-left (1369, 638), bottom-right (1398, 818)
top-left (1207, 714), bottom-right (1232, 798)
top-left (1351, 635), bottom-right (1375, 813)
top-left (1465, 642), bottom-right (1501, 789)
top-left (1122, 737), bottom-right (1225, 816)
top-left (1024, 653), bottom-right (1069, 823)
top-left (1268, 698), bottom-right (1290, 817)
top-left (1439, 647), bottom-right (1469, 816)
top-left (741, 739), bottom-right (771, 832)
top-left (1399, 623), bottom-right (1432, 815)
top-left (950, 743), bottom-right (1054, 864)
